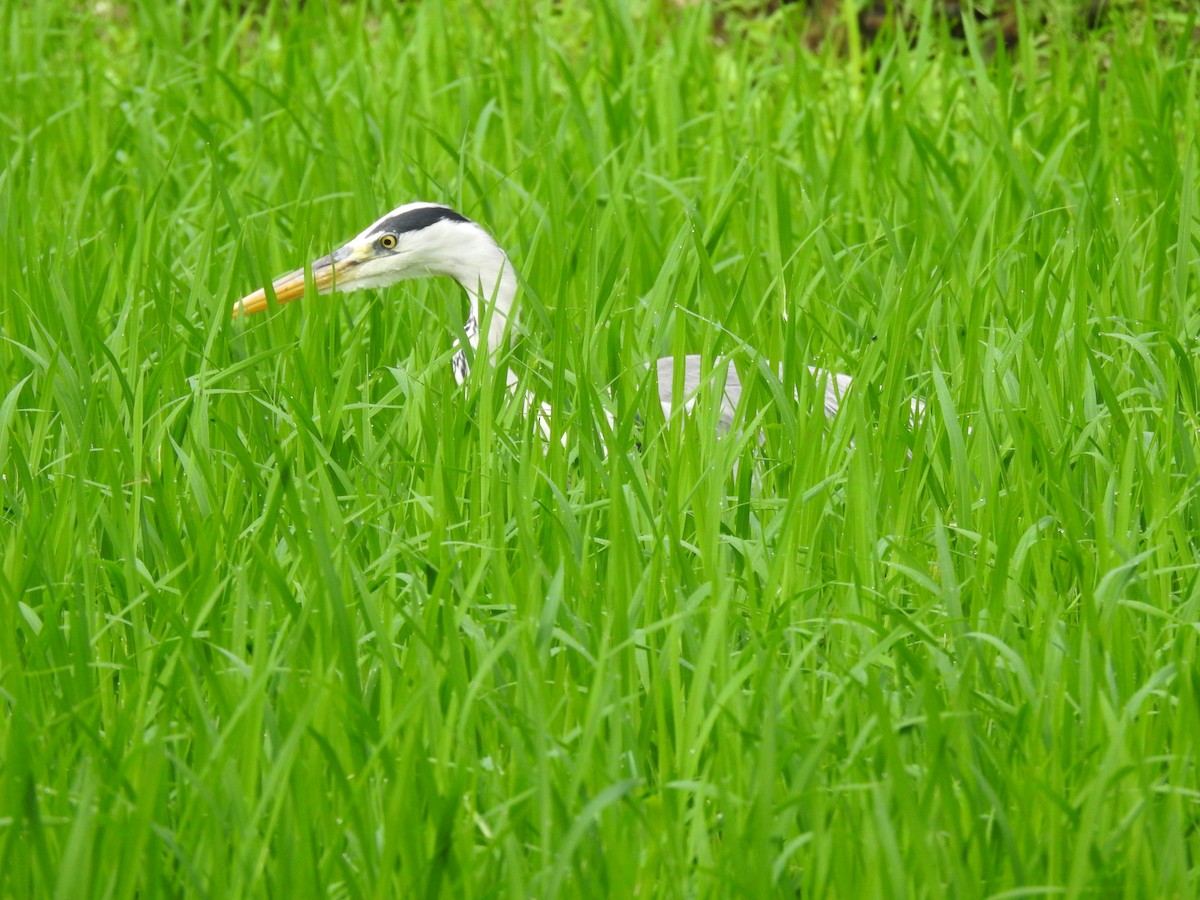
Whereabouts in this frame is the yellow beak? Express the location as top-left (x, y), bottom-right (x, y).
top-left (232, 246), bottom-right (356, 317)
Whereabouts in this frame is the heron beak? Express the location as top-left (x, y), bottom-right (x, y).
top-left (232, 244), bottom-right (359, 317)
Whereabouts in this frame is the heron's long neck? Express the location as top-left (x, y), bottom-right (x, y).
top-left (445, 233), bottom-right (517, 384)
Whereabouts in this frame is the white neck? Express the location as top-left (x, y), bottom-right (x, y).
top-left (439, 228), bottom-right (518, 384)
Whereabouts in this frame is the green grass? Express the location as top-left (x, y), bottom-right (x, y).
top-left (2, 0), bottom-right (1199, 896)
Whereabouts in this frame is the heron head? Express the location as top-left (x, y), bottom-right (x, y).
top-left (233, 202), bottom-right (498, 316)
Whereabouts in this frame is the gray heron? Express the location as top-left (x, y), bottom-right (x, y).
top-left (233, 202), bottom-right (895, 433)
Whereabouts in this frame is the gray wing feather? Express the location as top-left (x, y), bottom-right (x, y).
top-left (654, 356), bottom-right (923, 430)
top-left (655, 356), bottom-right (742, 433)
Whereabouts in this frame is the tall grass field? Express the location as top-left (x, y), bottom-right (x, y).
top-left (2, 0), bottom-right (1198, 896)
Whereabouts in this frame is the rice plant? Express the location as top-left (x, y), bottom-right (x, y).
top-left (1, 1), bottom-right (1197, 896)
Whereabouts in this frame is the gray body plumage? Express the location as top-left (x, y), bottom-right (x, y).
top-left (654, 356), bottom-right (857, 433)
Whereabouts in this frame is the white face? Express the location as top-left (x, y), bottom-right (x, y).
top-left (330, 203), bottom-right (482, 290)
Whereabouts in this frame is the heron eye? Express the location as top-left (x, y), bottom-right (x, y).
top-left (379, 233), bottom-right (398, 250)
